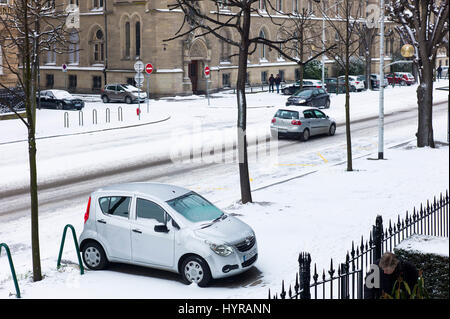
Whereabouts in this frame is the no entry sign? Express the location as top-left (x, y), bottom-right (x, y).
top-left (145, 63), bottom-right (153, 75)
top-left (204, 66), bottom-right (210, 77)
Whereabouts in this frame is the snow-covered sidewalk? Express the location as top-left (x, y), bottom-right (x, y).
top-left (0, 124), bottom-right (447, 299)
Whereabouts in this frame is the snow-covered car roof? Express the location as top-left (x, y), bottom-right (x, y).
top-left (94, 182), bottom-right (192, 202)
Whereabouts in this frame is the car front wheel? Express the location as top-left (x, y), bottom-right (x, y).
top-left (125, 96), bottom-right (132, 104)
top-left (102, 95), bottom-right (109, 103)
top-left (181, 256), bottom-right (212, 287)
top-left (324, 99), bottom-right (330, 108)
top-left (56, 102), bottom-right (64, 110)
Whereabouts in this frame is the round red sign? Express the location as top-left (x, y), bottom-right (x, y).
top-left (145, 63), bottom-right (153, 75)
top-left (204, 66), bottom-right (210, 76)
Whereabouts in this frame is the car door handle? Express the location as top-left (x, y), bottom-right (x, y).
top-left (97, 219), bottom-right (107, 224)
top-left (132, 229), bottom-right (142, 234)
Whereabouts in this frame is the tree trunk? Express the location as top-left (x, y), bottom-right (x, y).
top-left (345, 11), bottom-right (353, 171)
top-left (365, 51), bottom-right (372, 90)
top-left (236, 9), bottom-right (252, 204)
top-left (23, 3), bottom-right (42, 282)
top-left (416, 63), bottom-right (435, 148)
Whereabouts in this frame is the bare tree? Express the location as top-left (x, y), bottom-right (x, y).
top-left (387, 0), bottom-right (449, 148)
top-left (315, 0), bottom-right (364, 172)
top-left (166, 0), bottom-right (313, 203)
top-left (278, 7), bottom-right (336, 90)
top-left (0, 0), bottom-right (74, 281)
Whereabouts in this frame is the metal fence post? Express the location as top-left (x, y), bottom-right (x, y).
top-left (299, 252), bottom-right (311, 299)
top-left (373, 215), bottom-right (383, 261)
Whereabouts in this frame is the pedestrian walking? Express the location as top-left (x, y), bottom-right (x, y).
top-left (275, 74), bottom-right (282, 93)
top-left (268, 74), bottom-right (275, 92)
top-left (437, 65), bottom-right (442, 80)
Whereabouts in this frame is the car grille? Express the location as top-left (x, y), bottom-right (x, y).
top-left (235, 236), bottom-right (256, 252)
top-left (242, 254), bottom-right (258, 268)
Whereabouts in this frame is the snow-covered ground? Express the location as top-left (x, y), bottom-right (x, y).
top-left (0, 84), bottom-right (448, 299)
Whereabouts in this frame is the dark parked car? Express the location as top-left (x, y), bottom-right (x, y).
top-left (324, 78), bottom-right (347, 94)
top-left (286, 88), bottom-right (330, 108)
top-left (281, 79), bottom-right (325, 95)
top-left (369, 74), bottom-right (389, 89)
top-left (37, 90), bottom-right (84, 110)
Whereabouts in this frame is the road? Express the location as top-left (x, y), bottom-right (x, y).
top-left (0, 102), bottom-right (447, 223)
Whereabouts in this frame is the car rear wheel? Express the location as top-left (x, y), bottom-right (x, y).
top-left (125, 96), bottom-right (132, 104)
top-left (82, 241), bottom-right (108, 270)
top-left (181, 256), bottom-right (212, 287)
top-left (400, 80), bottom-right (406, 86)
top-left (328, 124), bottom-right (336, 136)
top-left (300, 128), bottom-right (310, 142)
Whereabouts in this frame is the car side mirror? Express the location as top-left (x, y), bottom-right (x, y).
top-left (154, 224), bottom-right (169, 233)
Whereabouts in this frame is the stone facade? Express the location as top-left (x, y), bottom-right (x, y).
top-left (37, 0), bottom-right (405, 97)
top-left (0, 0), bottom-right (18, 88)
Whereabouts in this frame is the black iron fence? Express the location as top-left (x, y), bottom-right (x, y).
top-left (270, 191), bottom-right (449, 299)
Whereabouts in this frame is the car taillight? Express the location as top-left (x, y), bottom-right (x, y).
top-left (84, 196), bottom-right (91, 224)
top-left (356, 81), bottom-right (360, 84)
top-left (316, 85), bottom-right (321, 88)
top-left (291, 120), bottom-right (302, 125)
top-left (271, 118), bottom-right (276, 123)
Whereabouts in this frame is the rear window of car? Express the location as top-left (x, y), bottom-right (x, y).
top-left (99, 196), bottom-right (131, 218)
top-left (275, 110), bottom-right (300, 119)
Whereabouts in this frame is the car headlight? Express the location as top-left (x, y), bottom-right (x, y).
top-left (297, 99), bottom-right (306, 104)
top-left (205, 240), bottom-right (234, 257)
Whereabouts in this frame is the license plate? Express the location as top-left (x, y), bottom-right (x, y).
top-left (243, 249), bottom-right (257, 262)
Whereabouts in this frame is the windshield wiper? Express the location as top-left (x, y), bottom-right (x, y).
top-left (200, 214), bottom-right (227, 229)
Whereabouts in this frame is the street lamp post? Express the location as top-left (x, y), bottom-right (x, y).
top-left (378, 0), bottom-right (385, 160)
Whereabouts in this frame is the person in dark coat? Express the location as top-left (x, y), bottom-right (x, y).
top-left (364, 252), bottom-right (418, 299)
top-left (268, 74), bottom-right (275, 92)
top-left (437, 65), bottom-right (442, 80)
top-left (275, 74), bottom-right (282, 93)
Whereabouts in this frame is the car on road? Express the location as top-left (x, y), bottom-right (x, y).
top-left (79, 183), bottom-right (258, 287)
top-left (37, 89), bottom-right (85, 110)
top-left (281, 79), bottom-right (325, 95)
top-left (286, 88), bottom-right (330, 108)
top-left (324, 78), bottom-right (347, 94)
top-left (369, 74), bottom-right (389, 89)
top-left (386, 72), bottom-right (415, 86)
top-left (270, 107), bottom-right (336, 141)
top-left (101, 84), bottom-right (147, 104)
top-left (337, 75), bottom-right (365, 92)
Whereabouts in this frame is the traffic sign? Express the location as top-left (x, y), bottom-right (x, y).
top-left (62, 64), bottom-right (68, 72)
top-left (134, 61), bottom-right (145, 73)
top-left (204, 66), bottom-right (210, 77)
top-left (145, 63), bottom-right (153, 75)
top-left (134, 73), bottom-right (145, 88)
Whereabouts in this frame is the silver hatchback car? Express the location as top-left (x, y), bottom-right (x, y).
top-left (270, 107), bottom-right (336, 141)
top-left (79, 183), bottom-right (257, 287)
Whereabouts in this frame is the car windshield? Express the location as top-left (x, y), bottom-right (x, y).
top-left (52, 91), bottom-right (73, 99)
top-left (293, 90), bottom-right (312, 98)
top-left (166, 192), bottom-right (223, 223)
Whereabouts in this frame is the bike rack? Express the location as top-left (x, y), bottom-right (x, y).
top-left (78, 110), bottom-right (84, 126)
top-left (118, 106), bottom-right (123, 122)
top-left (106, 108), bottom-right (110, 123)
top-left (56, 224), bottom-right (84, 275)
top-left (0, 243), bottom-right (21, 298)
top-left (92, 109), bottom-right (98, 125)
top-left (64, 112), bottom-right (69, 128)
